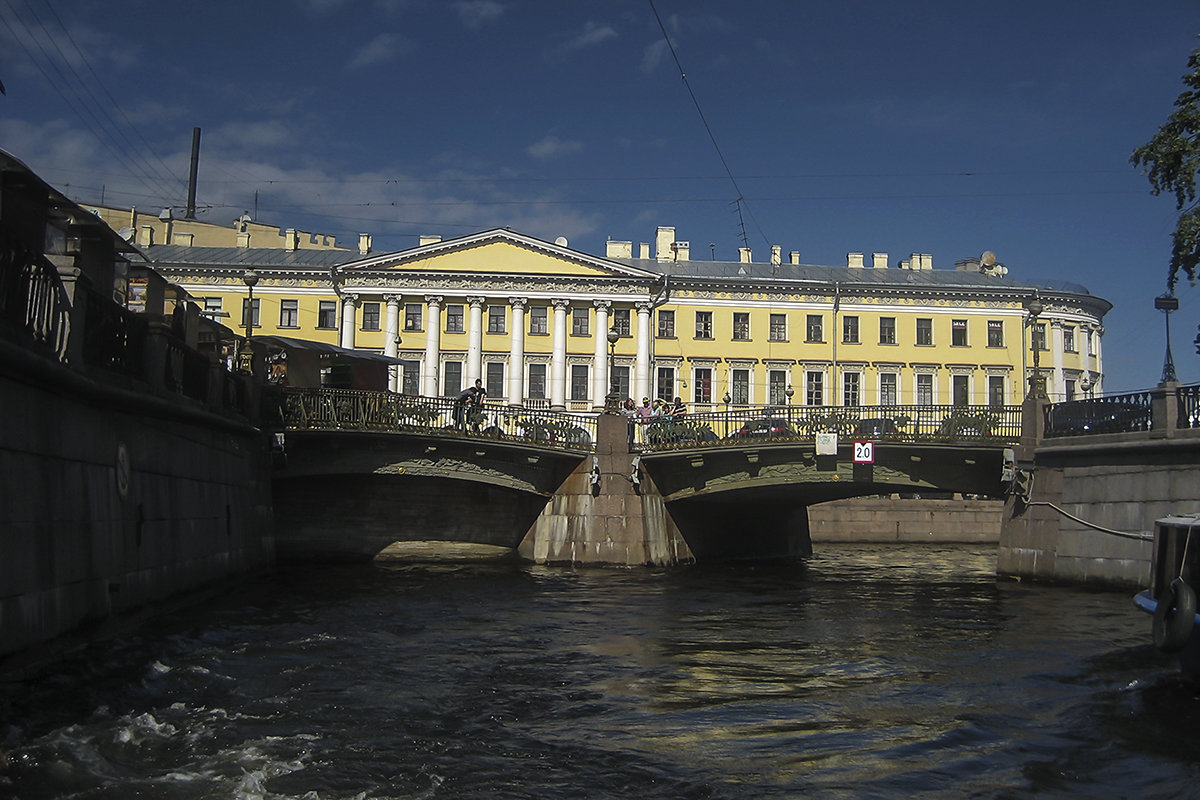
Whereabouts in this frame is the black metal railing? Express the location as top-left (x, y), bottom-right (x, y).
top-left (1177, 384), bottom-right (1200, 430)
top-left (632, 403), bottom-right (1022, 451)
top-left (1043, 390), bottom-right (1154, 438)
top-left (0, 227), bottom-right (71, 360)
top-left (276, 387), bottom-right (598, 452)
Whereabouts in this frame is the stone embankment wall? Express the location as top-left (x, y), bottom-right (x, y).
top-left (808, 496), bottom-right (1002, 543)
top-left (0, 345), bottom-right (274, 664)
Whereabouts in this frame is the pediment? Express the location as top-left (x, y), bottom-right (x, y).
top-left (341, 228), bottom-right (658, 280)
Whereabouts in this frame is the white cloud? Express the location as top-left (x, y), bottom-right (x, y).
top-left (453, 0), bottom-right (505, 31)
top-left (345, 33), bottom-right (407, 71)
top-left (548, 21), bottom-right (618, 58)
top-left (525, 135), bottom-right (584, 160)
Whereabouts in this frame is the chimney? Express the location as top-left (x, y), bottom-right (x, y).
top-left (138, 225), bottom-right (154, 247)
top-left (920, 253), bottom-right (933, 270)
top-left (607, 240), bottom-right (633, 258)
top-left (770, 245), bottom-right (782, 266)
top-left (358, 233), bottom-right (372, 255)
top-left (872, 252), bottom-right (888, 269)
top-left (672, 240), bottom-right (690, 261)
top-left (789, 251), bottom-right (801, 265)
top-left (639, 242), bottom-right (651, 259)
top-left (656, 226), bottom-right (675, 261)
top-left (847, 252), bottom-right (864, 268)
top-left (285, 228), bottom-right (300, 251)
top-left (237, 232), bottom-right (250, 248)
top-left (739, 247), bottom-right (753, 263)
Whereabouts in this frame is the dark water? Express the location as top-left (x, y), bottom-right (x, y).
top-left (2, 544), bottom-right (1199, 799)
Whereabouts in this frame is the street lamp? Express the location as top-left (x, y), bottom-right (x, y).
top-left (1155, 292), bottom-right (1179, 384)
top-left (605, 328), bottom-right (620, 413)
top-left (241, 268), bottom-right (259, 372)
top-left (723, 390), bottom-right (732, 436)
top-left (1026, 294), bottom-right (1046, 399)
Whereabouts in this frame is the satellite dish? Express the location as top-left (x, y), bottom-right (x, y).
top-left (980, 251), bottom-right (996, 267)
top-left (555, 236), bottom-right (568, 247)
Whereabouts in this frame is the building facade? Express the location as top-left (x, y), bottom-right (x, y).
top-left (147, 224), bottom-right (1111, 409)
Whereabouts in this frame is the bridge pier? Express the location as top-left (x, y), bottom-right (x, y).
top-left (518, 413), bottom-right (695, 566)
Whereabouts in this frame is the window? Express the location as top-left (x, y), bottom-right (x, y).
top-left (612, 308), bottom-right (630, 336)
top-left (807, 314), bottom-right (824, 343)
top-left (279, 299), bottom-right (298, 328)
top-left (916, 318), bottom-right (933, 346)
top-left (613, 366), bottom-right (630, 400)
top-left (528, 306), bottom-right (547, 335)
top-left (989, 376), bottom-right (1006, 406)
top-left (1065, 379), bottom-right (1076, 401)
top-left (406, 303), bottom-right (424, 332)
top-left (695, 311), bottom-right (713, 339)
top-left (400, 360), bottom-right (419, 395)
top-left (443, 361), bottom-right (462, 396)
top-left (842, 315), bottom-right (859, 344)
top-left (769, 370), bottom-right (788, 405)
top-left (769, 314), bottom-right (787, 341)
top-left (570, 365), bottom-right (589, 401)
top-left (951, 319), bottom-right (968, 347)
top-left (657, 309), bottom-right (675, 338)
top-left (1064, 325), bottom-right (1076, 353)
top-left (528, 363), bottom-right (546, 399)
top-left (656, 367), bottom-right (675, 402)
top-left (441, 304), bottom-right (458, 333)
top-left (202, 297), bottom-right (222, 315)
top-left (732, 312), bottom-right (750, 341)
top-left (488, 306), bottom-right (506, 334)
top-left (731, 369), bottom-right (750, 404)
top-left (317, 300), bottom-right (337, 329)
top-left (916, 374), bottom-right (933, 405)
top-left (843, 372), bottom-right (860, 406)
top-left (361, 302), bottom-right (381, 331)
top-left (880, 373), bottom-right (897, 405)
top-left (572, 307), bottom-right (589, 336)
top-left (952, 374), bottom-right (969, 405)
top-left (987, 320), bottom-right (1003, 348)
top-left (1032, 322), bottom-right (1047, 351)
top-left (806, 371), bottom-right (824, 406)
top-left (486, 362), bottom-right (504, 397)
top-left (879, 317), bottom-right (896, 345)
top-left (241, 298), bottom-right (259, 328)
top-left (693, 367), bottom-right (713, 404)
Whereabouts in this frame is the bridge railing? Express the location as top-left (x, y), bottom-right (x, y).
top-left (633, 403), bottom-right (1022, 451)
top-left (275, 387), bottom-right (597, 452)
top-left (1043, 383), bottom-right (1200, 438)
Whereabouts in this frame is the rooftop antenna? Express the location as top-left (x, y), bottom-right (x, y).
top-left (185, 127), bottom-right (200, 219)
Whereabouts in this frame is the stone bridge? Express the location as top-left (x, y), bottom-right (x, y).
top-left (269, 388), bottom-right (1019, 564)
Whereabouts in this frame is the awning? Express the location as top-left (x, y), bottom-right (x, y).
top-left (250, 335), bottom-right (406, 365)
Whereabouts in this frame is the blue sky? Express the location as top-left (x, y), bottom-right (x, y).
top-left (1, 0), bottom-right (1197, 393)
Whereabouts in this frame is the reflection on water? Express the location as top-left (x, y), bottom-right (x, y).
top-left (2, 544), bottom-right (1198, 798)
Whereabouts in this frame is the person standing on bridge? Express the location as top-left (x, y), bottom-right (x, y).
top-left (637, 397), bottom-right (654, 420)
top-left (455, 385), bottom-right (477, 430)
top-left (470, 378), bottom-right (487, 432)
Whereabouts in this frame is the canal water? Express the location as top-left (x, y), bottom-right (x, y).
top-left (2, 544), bottom-right (1198, 799)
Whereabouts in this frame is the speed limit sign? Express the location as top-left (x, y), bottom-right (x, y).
top-left (853, 440), bottom-right (874, 464)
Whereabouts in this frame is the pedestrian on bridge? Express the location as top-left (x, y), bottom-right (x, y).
top-left (455, 385), bottom-right (477, 430)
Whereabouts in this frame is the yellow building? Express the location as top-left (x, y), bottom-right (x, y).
top-left (146, 224), bottom-right (1110, 409)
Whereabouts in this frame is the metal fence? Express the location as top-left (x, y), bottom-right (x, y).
top-left (632, 403), bottom-right (1023, 451)
top-left (0, 227), bottom-right (71, 361)
top-left (1043, 390), bottom-right (1154, 438)
top-left (275, 387), bottom-right (598, 452)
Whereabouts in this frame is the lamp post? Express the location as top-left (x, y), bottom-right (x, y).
top-left (605, 328), bottom-right (620, 413)
top-left (1155, 292), bottom-right (1179, 384)
top-left (1025, 294), bottom-right (1046, 399)
top-left (723, 390), bottom-right (731, 436)
top-left (241, 268), bottom-right (259, 372)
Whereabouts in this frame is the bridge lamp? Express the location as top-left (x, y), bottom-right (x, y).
top-left (241, 268), bottom-right (260, 371)
top-left (1025, 294), bottom-right (1046, 400)
top-left (1155, 292), bottom-right (1179, 384)
top-left (723, 391), bottom-right (732, 435)
top-left (605, 328), bottom-right (620, 412)
top-left (785, 384), bottom-right (794, 404)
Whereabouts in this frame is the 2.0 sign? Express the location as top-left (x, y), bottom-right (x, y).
top-left (853, 440), bottom-right (874, 464)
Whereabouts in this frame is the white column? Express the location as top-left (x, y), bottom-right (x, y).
top-left (592, 300), bottom-right (611, 408)
top-left (339, 293), bottom-right (358, 349)
top-left (467, 296), bottom-right (485, 385)
top-left (421, 295), bottom-right (443, 397)
top-left (635, 301), bottom-right (652, 402)
top-left (1093, 324), bottom-right (1105, 395)
top-left (550, 299), bottom-right (569, 409)
top-left (384, 294), bottom-right (401, 392)
top-left (507, 297), bottom-right (527, 405)
top-left (1051, 319), bottom-right (1065, 401)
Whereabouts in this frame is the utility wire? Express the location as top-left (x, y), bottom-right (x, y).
top-left (647, 0), bottom-right (768, 250)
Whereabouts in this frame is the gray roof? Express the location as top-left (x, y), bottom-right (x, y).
top-left (144, 245), bottom-right (361, 270)
top-left (613, 257), bottom-right (1095, 297)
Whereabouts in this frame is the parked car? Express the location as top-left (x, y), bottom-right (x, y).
top-left (852, 417), bottom-right (898, 438)
top-left (730, 418), bottom-right (795, 439)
